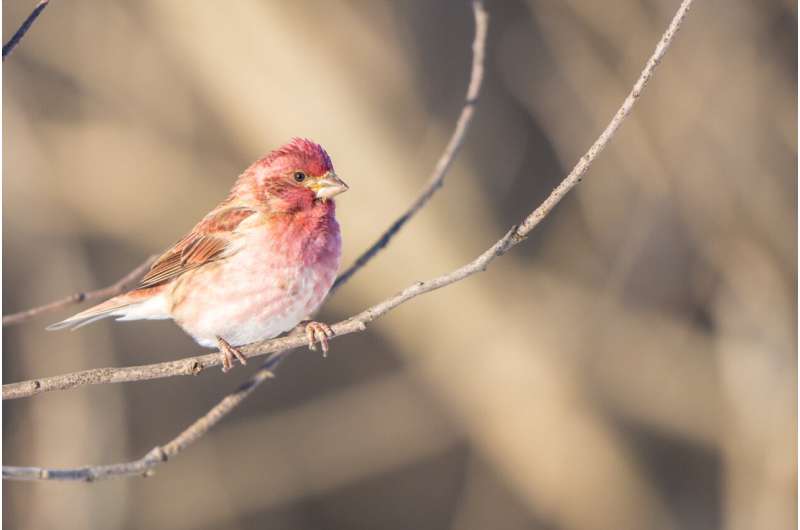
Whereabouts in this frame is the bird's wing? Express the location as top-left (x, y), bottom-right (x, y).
top-left (137, 206), bottom-right (257, 289)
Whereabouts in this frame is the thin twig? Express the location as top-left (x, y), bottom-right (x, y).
top-left (2, 353), bottom-right (285, 482)
top-left (331, 0), bottom-right (488, 293)
top-left (2, 256), bottom-right (157, 327)
top-left (3, 0), bottom-right (50, 61)
top-left (3, 0), bottom-right (694, 481)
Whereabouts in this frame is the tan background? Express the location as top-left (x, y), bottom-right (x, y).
top-left (3, 1), bottom-right (796, 529)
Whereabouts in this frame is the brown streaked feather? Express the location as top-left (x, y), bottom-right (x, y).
top-left (137, 206), bottom-right (257, 289)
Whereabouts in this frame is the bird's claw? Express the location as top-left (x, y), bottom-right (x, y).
top-left (305, 321), bottom-right (334, 357)
top-left (217, 336), bottom-right (247, 372)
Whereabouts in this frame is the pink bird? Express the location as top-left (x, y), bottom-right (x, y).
top-left (49, 138), bottom-right (348, 372)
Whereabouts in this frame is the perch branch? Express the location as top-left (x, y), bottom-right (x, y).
top-left (3, 0), bottom-right (694, 481)
top-left (2, 256), bottom-right (157, 327)
top-left (3, 0), bottom-right (50, 61)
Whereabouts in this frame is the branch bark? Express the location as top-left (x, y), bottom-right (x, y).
top-left (3, 0), bottom-right (695, 481)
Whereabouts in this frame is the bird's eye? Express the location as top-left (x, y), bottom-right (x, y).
top-left (293, 172), bottom-right (307, 183)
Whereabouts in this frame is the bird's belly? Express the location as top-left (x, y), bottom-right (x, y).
top-left (170, 255), bottom-right (337, 347)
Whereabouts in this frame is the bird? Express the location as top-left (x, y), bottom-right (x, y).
top-left (48, 138), bottom-right (348, 372)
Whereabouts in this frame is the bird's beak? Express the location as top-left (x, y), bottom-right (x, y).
top-left (311, 172), bottom-right (349, 201)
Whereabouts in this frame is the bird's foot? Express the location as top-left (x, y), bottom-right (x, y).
top-left (217, 336), bottom-right (247, 372)
top-left (305, 321), bottom-right (334, 357)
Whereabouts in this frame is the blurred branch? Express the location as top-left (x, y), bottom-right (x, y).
top-left (2, 0), bottom-right (50, 61)
top-left (3, 0), bottom-right (695, 481)
top-left (2, 256), bottom-right (157, 326)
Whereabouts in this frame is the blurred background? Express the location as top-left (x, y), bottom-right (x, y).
top-left (3, 1), bottom-right (796, 529)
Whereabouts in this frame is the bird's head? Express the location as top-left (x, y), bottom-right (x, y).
top-left (233, 138), bottom-right (348, 213)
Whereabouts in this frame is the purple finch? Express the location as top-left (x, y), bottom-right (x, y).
top-left (49, 138), bottom-right (348, 371)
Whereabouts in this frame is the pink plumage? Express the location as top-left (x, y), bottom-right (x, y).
top-left (49, 138), bottom-right (348, 371)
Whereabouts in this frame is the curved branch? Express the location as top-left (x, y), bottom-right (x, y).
top-left (331, 0), bottom-right (488, 293)
top-left (2, 0), bottom-right (695, 481)
top-left (2, 256), bottom-right (157, 327)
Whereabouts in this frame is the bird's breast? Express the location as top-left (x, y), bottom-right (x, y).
top-left (169, 209), bottom-right (341, 346)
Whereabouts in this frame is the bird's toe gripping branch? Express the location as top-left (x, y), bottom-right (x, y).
top-left (217, 336), bottom-right (248, 372)
top-left (305, 321), bottom-right (335, 356)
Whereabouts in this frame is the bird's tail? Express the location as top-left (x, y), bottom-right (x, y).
top-left (46, 295), bottom-right (136, 331)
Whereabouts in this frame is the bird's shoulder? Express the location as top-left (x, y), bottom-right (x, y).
top-left (136, 205), bottom-right (259, 289)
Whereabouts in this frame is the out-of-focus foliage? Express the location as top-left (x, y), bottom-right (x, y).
top-left (3, 1), bottom-right (796, 529)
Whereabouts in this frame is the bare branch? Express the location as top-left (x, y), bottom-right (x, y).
top-left (2, 0), bottom-right (694, 481)
top-left (2, 256), bottom-right (157, 327)
top-left (3, 0), bottom-right (50, 61)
